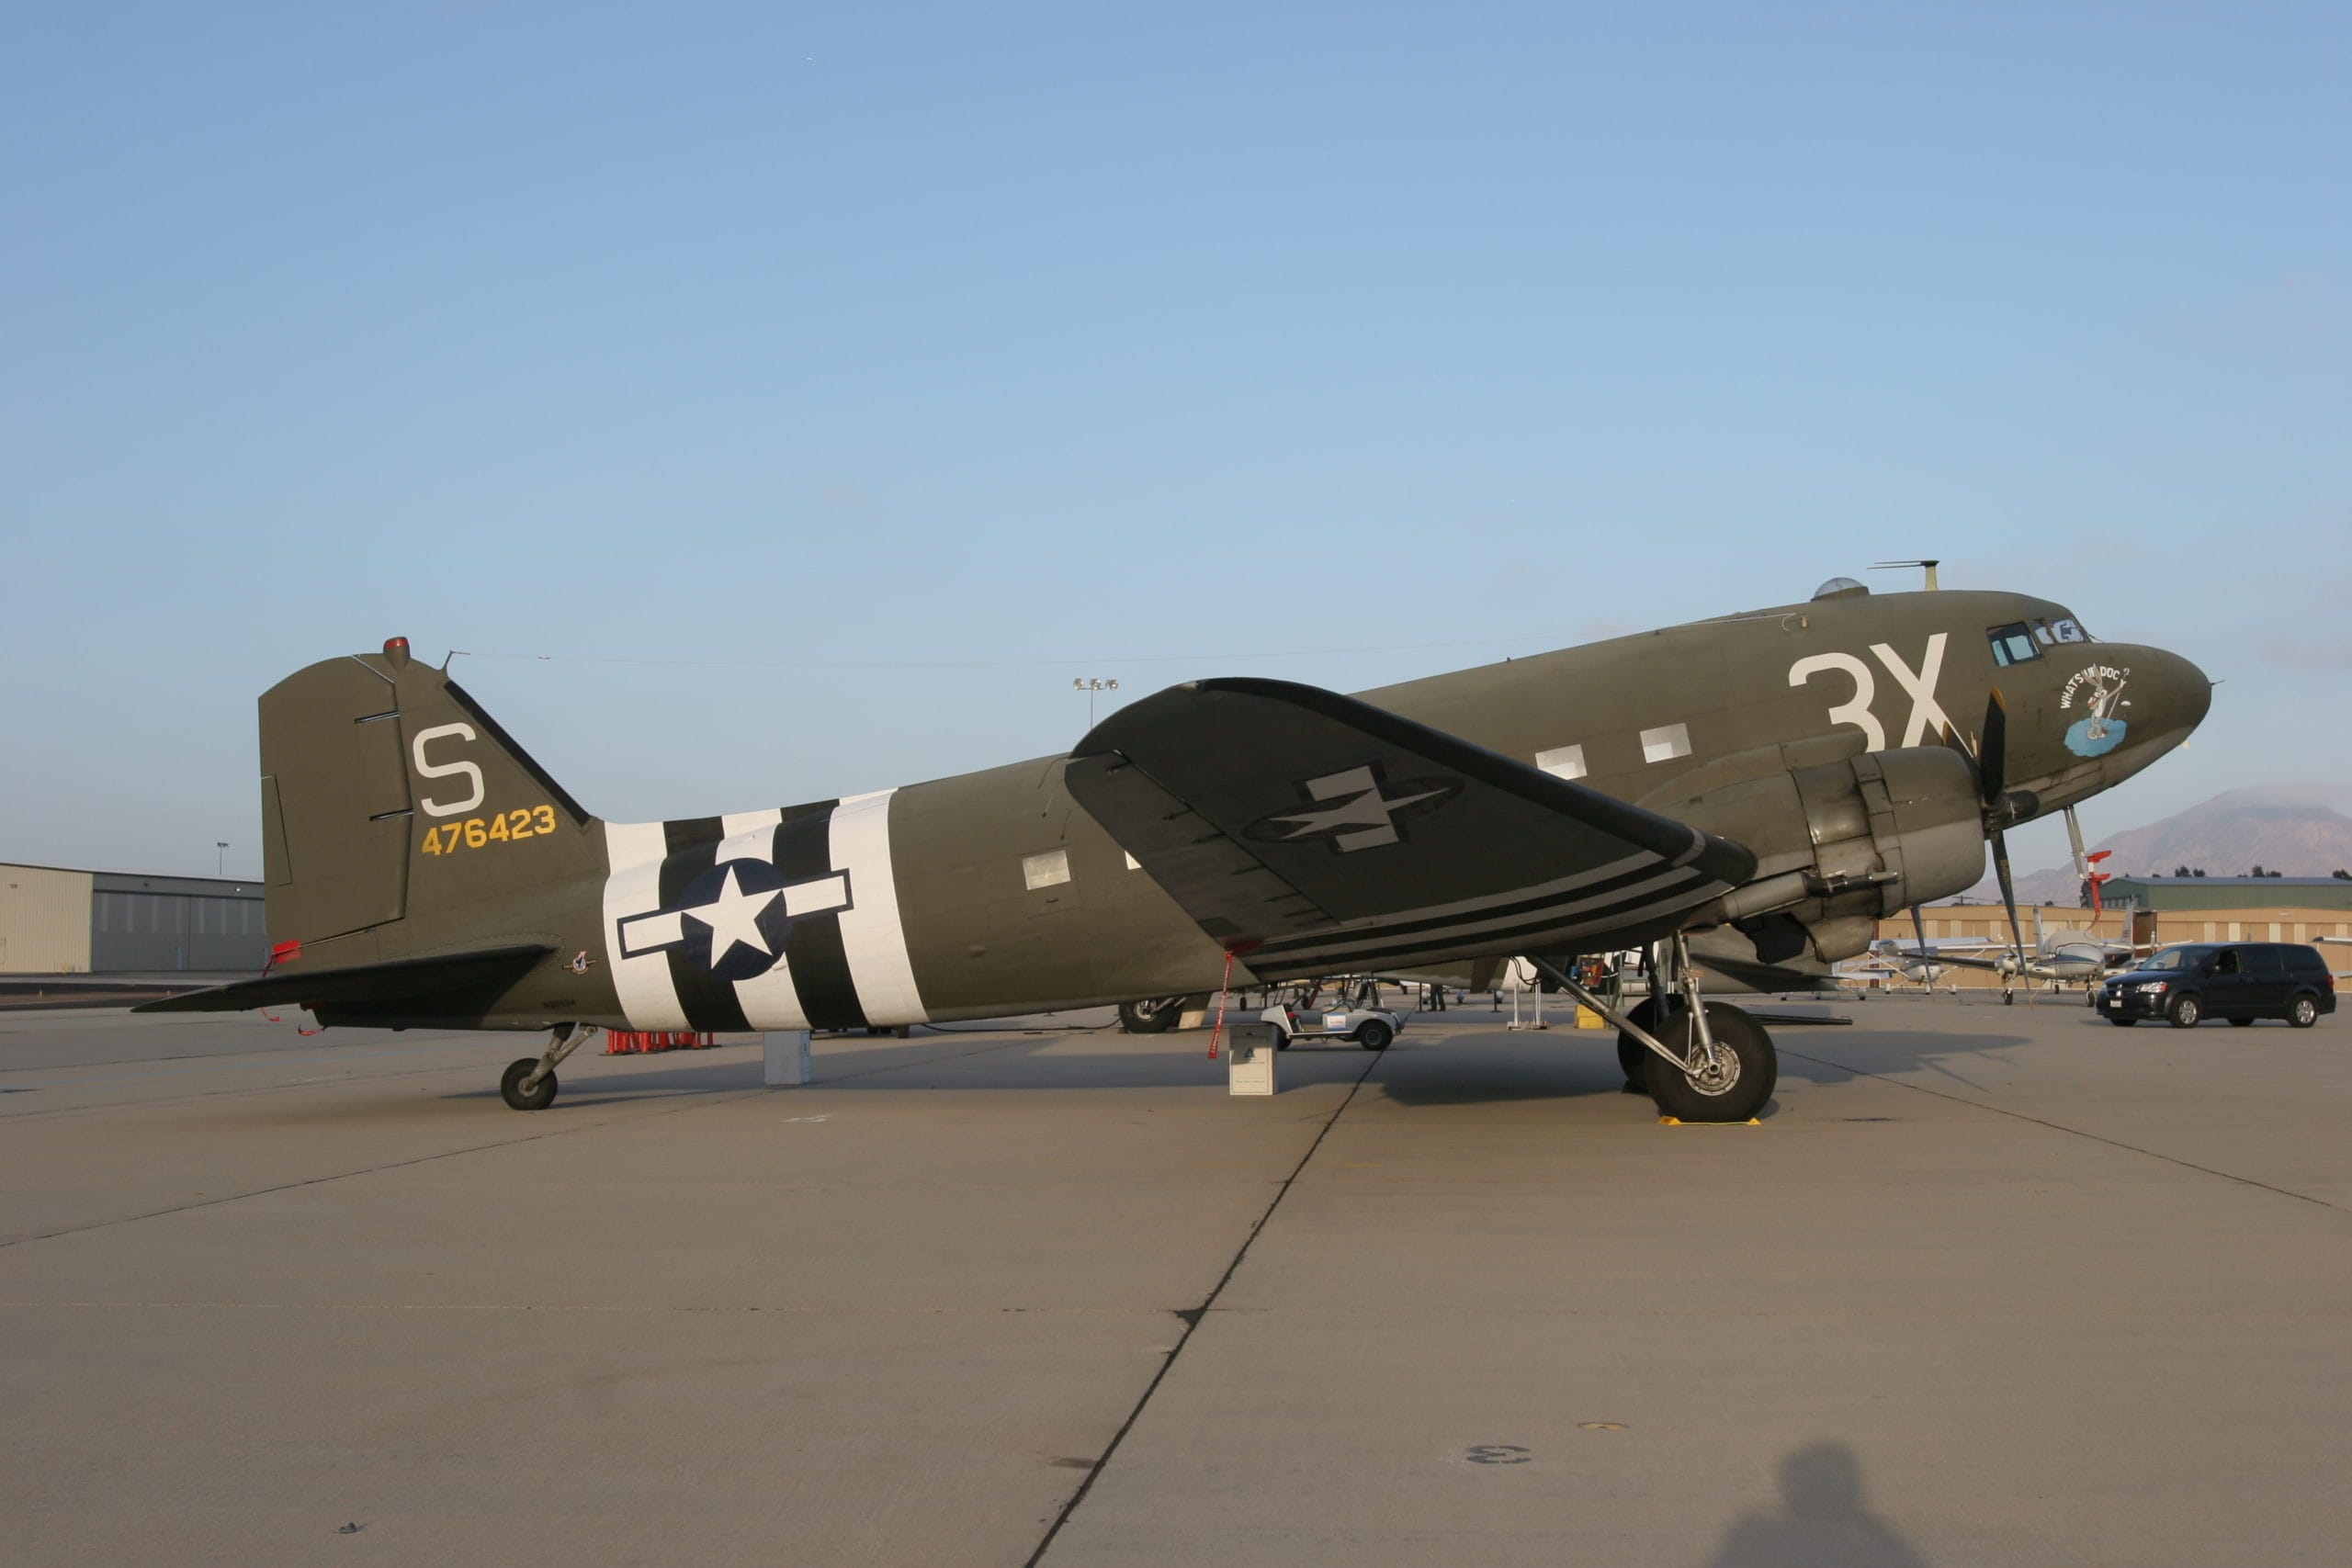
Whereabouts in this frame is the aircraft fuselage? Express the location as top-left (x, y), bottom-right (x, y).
top-left (268, 586), bottom-right (2210, 1035)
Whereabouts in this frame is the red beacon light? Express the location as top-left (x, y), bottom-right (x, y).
top-left (383, 636), bottom-right (412, 670)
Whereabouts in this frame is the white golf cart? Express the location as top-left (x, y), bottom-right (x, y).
top-left (1259, 1001), bottom-right (1401, 1052)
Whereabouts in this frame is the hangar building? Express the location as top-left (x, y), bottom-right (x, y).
top-left (2098, 874), bottom-right (2352, 913)
top-left (1872, 878), bottom-right (2352, 993)
top-left (0, 862), bottom-right (268, 975)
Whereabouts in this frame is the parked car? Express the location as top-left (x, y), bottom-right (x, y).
top-left (2096, 942), bottom-right (2335, 1028)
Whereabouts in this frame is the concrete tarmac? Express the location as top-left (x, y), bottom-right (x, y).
top-left (2, 996), bottom-right (2345, 1566)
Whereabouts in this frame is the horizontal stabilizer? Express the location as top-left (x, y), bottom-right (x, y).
top-left (1066, 678), bottom-right (1755, 977)
top-left (132, 944), bottom-right (553, 1015)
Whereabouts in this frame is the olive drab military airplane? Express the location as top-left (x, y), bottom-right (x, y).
top-left (141, 581), bottom-right (2212, 1122)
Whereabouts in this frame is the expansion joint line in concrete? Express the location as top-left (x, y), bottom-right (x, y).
top-left (1024, 1055), bottom-right (1384, 1568)
top-left (1777, 1047), bottom-right (2346, 1214)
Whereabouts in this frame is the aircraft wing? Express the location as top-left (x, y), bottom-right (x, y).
top-left (1902, 949), bottom-right (2014, 972)
top-left (1064, 678), bottom-right (1756, 979)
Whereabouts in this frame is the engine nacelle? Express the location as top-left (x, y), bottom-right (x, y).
top-left (1669, 746), bottom-right (1985, 964)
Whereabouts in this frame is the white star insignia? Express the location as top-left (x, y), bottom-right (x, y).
top-left (683, 863), bottom-right (780, 970)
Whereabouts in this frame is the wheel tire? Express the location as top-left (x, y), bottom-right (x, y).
top-left (2109, 1017), bottom-right (2138, 1028)
top-left (500, 1057), bottom-right (558, 1111)
top-left (2290, 995), bottom-right (2320, 1029)
top-left (2229, 1017), bottom-right (2254, 1028)
top-left (1646, 1004), bottom-right (1775, 1123)
top-left (1355, 1019), bottom-right (1393, 1051)
top-left (2166, 994), bottom-right (2201, 1029)
top-left (1116, 997), bottom-right (1187, 1034)
top-left (1616, 997), bottom-right (1680, 1089)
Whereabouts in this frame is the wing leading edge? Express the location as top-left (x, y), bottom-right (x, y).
top-left (1065, 678), bottom-right (1755, 979)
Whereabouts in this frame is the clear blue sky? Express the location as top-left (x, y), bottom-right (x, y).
top-left (5, 3), bottom-right (2346, 883)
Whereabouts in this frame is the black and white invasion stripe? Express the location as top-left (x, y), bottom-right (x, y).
top-left (601, 791), bottom-right (928, 1032)
top-left (1240, 834), bottom-right (1731, 977)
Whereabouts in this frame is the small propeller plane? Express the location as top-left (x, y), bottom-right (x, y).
top-left (1849, 943), bottom-right (1961, 995)
top-left (141, 580), bottom-right (2211, 1122)
top-left (1874, 905), bottom-right (2145, 1003)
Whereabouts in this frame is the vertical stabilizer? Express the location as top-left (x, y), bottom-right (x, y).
top-left (257, 646), bottom-right (603, 961)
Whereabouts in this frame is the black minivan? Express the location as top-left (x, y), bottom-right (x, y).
top-left (2098, 942), bottom-right (2336, 1028)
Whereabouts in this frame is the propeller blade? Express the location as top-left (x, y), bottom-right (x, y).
top-left (1979, 688), bottom-right (2007, 807)
top-left (1910, 904), bottom-right (1929, 960)
top-left (1991, 826), bottom-right (2027, 975)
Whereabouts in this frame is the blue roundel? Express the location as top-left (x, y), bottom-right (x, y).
top-left (675, 858), bottom-right (795, 981)
top-left (2064, 716), bottom-right (2127, 758)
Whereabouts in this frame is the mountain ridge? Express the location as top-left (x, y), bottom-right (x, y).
top-left (1959, 783), bottom-right (2352, 905)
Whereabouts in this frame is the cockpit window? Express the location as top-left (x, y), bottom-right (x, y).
top-left (2020, 616), bottom-right (2091, 651)
top-left (1987, 623), bottom-right (2041, 666)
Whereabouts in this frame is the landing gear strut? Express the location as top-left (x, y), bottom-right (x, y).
top-left (501, 1021), bottom-right (596, 1111)
top-left (1532, 936), bottom-right (1777, 1122)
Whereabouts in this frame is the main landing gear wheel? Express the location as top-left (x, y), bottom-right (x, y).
top-left (2167, 995), bottom-right (2202, 1029)
top-left (1616, 997), bottom-right (1680, 1091)
top-left (1117, 997), bottom-right (1187, 1033)
top-left (1645, 1003), bottom-right (1776, 1124)
top-left (1354, 1020), bottom-right (1393, 1052)
top-left (501, 1057), bottom-right (558, 1111)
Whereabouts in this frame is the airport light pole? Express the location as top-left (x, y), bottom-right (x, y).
top-left (1072, 677), bottom-right (1118, 728)
top-left (216, 841), bottom-right (228, 876)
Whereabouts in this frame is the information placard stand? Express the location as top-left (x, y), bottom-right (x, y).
top-left (1227, 1028), bottom-right (1276, 1096)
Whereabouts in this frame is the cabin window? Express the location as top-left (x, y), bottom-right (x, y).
top-left (1986, 623), bottom-right (2041, 667)
top-left (1022, 850), bottom-right (1071, 890)
top-left (1535, 744), bottom-right (1587, 781)
top-left (1639, 724), bottom-right (1690, 764)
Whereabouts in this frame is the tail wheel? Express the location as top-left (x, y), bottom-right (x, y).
top-left (2290, 996), bottom-right (2320, 1029)
top-left (500, 1058), bottom-right (558, 1111)
top-left (1117, 997), bottom-right (1187, 1033)
top-left (2166, 994), bottom-right (2202, 1029)
top-left (1646, 1004), bottom-right (1776, 1123)
top-left (1616, 996), bottom-right (1682, 1089)
top-left (1354, 1019), bottom-right (1393, 1051)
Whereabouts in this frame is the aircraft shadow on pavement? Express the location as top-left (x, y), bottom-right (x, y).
top-left (246, 1010), bottom-right (2041, 1115)
top-left (1705, 1438), bottom-right (1930, 1567)
top-left (423, 1034), bottom-right (1384, 1103)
